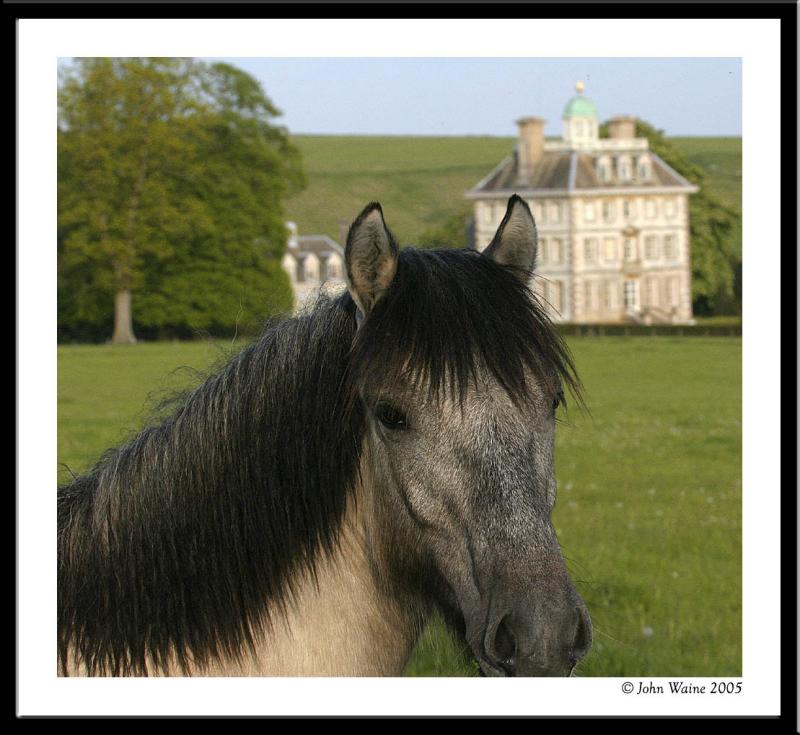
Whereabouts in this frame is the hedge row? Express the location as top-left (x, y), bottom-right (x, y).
top-left (556, 323), bottom-right (742, 337)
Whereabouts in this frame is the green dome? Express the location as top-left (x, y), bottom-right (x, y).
top-left (562, 94), bottom-right (597, 119)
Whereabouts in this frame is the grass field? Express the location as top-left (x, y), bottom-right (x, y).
top-left (58, 336), bottom-right (742, 677)
top-left (285, 135), bottom-right (742, 245)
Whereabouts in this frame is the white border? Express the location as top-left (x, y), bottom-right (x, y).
top-left (18, 17), bottom-right (780, 717)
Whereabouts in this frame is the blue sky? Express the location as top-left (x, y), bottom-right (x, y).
top-left (205, 57), bottom-right (742, 137)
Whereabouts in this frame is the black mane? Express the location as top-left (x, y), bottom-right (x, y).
top-left (57, 247), bottom-right (580, 675)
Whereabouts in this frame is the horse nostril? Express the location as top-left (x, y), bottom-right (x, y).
top-left (498, 656), bottom-right (516, 676)
top-left (570, 604), bottom-right (593, 665)
top-left (487, 615), bottom-right (517, 675)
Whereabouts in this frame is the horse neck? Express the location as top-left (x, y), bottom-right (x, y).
top-left (62, 471), bottom-right (423, 679)
top-left (202, 474), bottom-right (422, 677)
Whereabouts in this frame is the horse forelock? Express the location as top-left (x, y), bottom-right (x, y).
top-left (349, 248), bottom-right (582, 410)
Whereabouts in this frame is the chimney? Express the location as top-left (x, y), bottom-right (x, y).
top-left (516, 116), bottom-right (546, 182)
top-left (606, 115), bottom-right (637, 140)
top-left (286, 221), bottom-right (298, 249)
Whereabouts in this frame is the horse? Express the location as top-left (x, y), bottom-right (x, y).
top-left (57, 194), bottom-right (592, 677)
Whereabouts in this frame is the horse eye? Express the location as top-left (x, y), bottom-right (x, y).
top-left (552, 389), bottom-right (564, 415)
top-left (375, 402), bottom-right (409, 431)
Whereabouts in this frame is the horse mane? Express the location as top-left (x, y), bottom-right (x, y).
top-left (58, 294), bottom-right (365, 675)
top-left (57, 247), bottom-right (580, 676)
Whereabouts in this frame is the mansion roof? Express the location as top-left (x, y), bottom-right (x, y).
top-left (285, 235), bottom-right (343, 261)
top-left (466, 149), bottom-right (697, 199)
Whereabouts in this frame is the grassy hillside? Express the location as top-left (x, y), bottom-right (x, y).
top-left (58, 336), bottom-right (741, 677)
top-left (286, 135), bottom-right (742, 245)
top-left (670, 136), bottom-right (742, 212)
top-left (285, 135), bottom-right (514, 245)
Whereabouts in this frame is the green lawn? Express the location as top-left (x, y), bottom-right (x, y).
top-left (58, 336), bottom-right (741, 677)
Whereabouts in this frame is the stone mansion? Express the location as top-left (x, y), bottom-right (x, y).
top-left (281, 221), bottom-right (346, 309)
top-left (466, 83), bottom-right (698, 324)
top-left (281, 84), bottom-right (697, 322)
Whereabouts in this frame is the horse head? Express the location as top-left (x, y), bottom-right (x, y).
top-left (344, 195), bottom-right (591, 677)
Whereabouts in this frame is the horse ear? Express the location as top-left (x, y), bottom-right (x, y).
top-left (483, 194), bottom-right (537, 281)
top-left (345, 202), bottom-right (399, 316)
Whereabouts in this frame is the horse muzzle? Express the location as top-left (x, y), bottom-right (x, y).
top-left (475, 592), bottom-right (592, 677)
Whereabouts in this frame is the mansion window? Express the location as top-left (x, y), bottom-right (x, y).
top-left (584, 281), bottom-right (597, 312)
top-left (663, 235), bottom-right (678, 260)
top-left (618, 157), bottom-right (632, 181)
top-left (542, 279), bottom-right (564, 314)
top-left (603, 237), bottom-right (617, 262)
top-left (644, 235), bottom-right (659, 260)
top-left (549, 202), bottom-right (563, 223)
top-left (638, 161), bottom-right (651, 181)
top-left (583, 202), bottom-right (596, 222)
top-left (296, 258), bottom-right (306, 283)
top-left (597, 157), bottom-right (612, 183)
top-left (667, 277), bottom-right (681, 307)
top-left (603, 280), bottom-right (618, 309)
top-left (623, 280), bottom-right (640, 309)
top-left (583, 238), bottom-right (598, 264)
top-left (622, 199), bottom-right (636, 219)
top-left (624, 238), bottom-right (638, 262)
top-left (646, 277), bottom-right (659, 307)
top-left (550, 238), bottom-right (564, 265)
top-left (602, 200), bottom-right (615, 222)
top-left (549, 280), bottom-right (564, 313)
top-left (645, 200), bottom-right (657, 219)
top-left (664, 198), bottom-right (677, 218)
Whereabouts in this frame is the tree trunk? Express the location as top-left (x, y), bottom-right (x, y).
top-left (112, 289), bottom-right (137, 344)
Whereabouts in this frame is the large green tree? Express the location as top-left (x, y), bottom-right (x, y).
top-left (58, 58), bottom-right (305, 343)
top-left (601, 120), bottom-right (741, 316)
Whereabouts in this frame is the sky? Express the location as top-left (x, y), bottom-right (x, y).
top-left (204, 57), bottom-right (742, 138)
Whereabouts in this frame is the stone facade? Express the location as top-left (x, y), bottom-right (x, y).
top-left (281, 222), bottom-right (347, 310)
top-left (466, 84), bottom-right (698, 324)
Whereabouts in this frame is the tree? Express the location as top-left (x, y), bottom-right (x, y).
top-left (58, 59), bottom-right (305, 343)
top-left (600, 119), bottom-right (741, 316)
